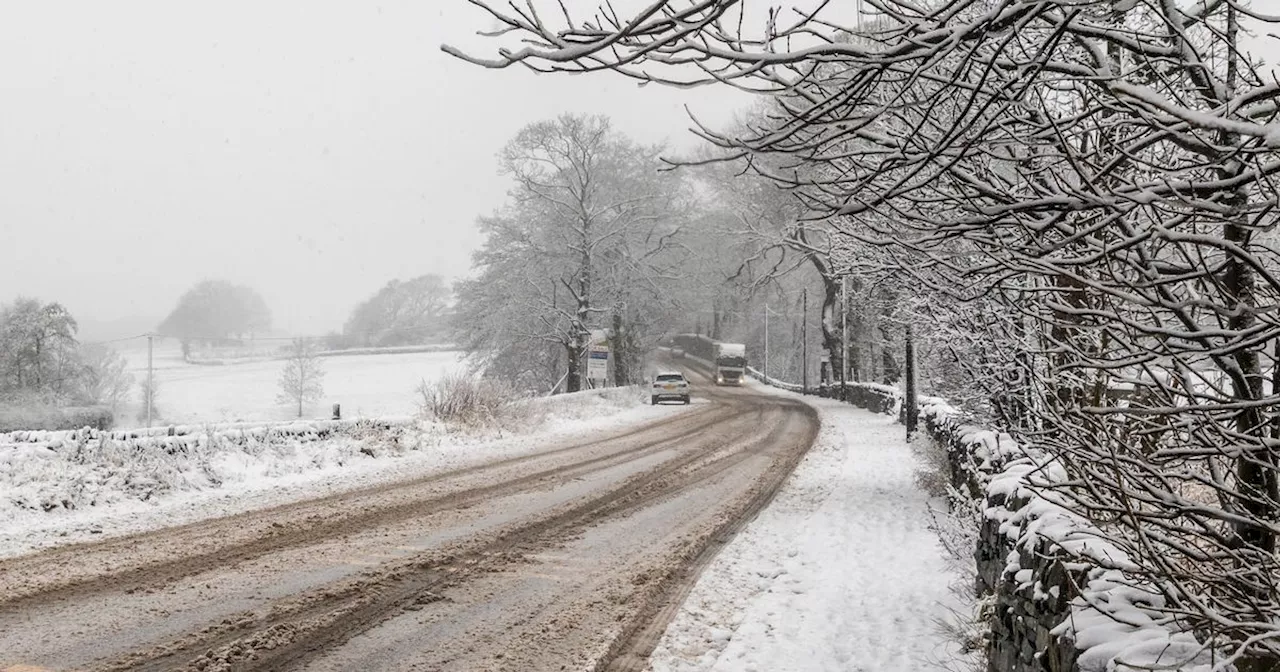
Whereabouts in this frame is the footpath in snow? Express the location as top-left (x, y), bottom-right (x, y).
top-left (649, 391), bottom-right (964, 672)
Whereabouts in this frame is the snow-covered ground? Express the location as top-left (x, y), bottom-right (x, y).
top-left (649, 388), bottom-right (964, 672)
top-left (116, 340), bottom-right (467, 424)
top-left (0, 387), bottom-right (691, 559)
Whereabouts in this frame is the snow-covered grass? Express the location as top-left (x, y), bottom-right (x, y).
top-left (0, 385), bottom-right (680, 559)
top-left (115, 340), bottom-right (467, 424)
top-left (649, 390), bottom-right (964, 672)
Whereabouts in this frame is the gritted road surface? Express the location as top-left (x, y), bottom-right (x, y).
top-left (0, 363), bottom-right (818, 672)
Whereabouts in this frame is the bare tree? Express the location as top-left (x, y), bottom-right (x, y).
top-left (136, 377), bottom-right (160, 425)
top-left (277, 338), bottom-right (325, 419)
top-left (455, 114), bottom-right (687, 392)
top-left (0, 298), bottom-right (81, 399)
top-left (74, 343), bottom-right (134, 417)
top-left (446, 0), bottom-right (1280, 659)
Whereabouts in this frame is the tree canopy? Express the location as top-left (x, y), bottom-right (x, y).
top-left (157, 280), bottom-right (271, 352)
top-left (454, 114), bottom-right (689, 392)
top-left (0, 298), bottom-right (80, 399)
top-left (343, 274), bottom-right (451, 347)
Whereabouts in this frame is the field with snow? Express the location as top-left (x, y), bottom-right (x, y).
top-left (116, 339), bottom-right (467, 425)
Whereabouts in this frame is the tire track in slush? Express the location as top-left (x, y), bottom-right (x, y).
top-left (0, 402), bottom-right (735, 609)
top-left (97, 400), bottom-right (777, 672)
top-left (1, 366), bottom-right (819, 672)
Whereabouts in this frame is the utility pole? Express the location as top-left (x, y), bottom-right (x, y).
top-left (146, 333), bottom-right (154, 429)
top-left (905, 323), bottom-right (918, 440)
top-left (763, 304), bottom-right (769, 383)
top-left (552, 278), bottom-right (561, 394)
top-left (841, 275), bottom-right (849, 401)
top-left (802, 287), bottom-right (809, 394)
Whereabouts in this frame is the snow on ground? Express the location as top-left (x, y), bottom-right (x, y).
top-left (116, 340), bottom-right (467, 424)
top-left (648, 389), bottom-right (963, 672)
top-left (0, 387), bottom-right (696, 559)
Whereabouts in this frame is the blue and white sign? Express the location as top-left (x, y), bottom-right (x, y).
top-left (588, 345), bottom-right (609, 381)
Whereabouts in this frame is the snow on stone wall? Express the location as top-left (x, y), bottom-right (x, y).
top-left (920, 400), bottom-right (1226, 672)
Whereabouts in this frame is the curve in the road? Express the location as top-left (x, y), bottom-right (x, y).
top-left (0, 361), bottom-right (818, 672)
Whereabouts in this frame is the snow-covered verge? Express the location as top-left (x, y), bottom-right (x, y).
top-left (919, 401), bottom-right (1227, 672)
top-left (0, 386), bottom-right (677, 559)
top-left (649, 391), bottom-right (965, 672)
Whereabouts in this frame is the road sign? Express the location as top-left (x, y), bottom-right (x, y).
top-left (588, 346), bottom-right (609, 382)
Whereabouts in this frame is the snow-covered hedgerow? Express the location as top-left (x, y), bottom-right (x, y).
top-left (0, 387), bottom-right (653, 520)
top-left (0, 418), bottom-right (420, 515)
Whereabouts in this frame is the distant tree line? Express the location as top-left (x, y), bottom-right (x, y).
top-left (327, 274), bottom-right (453, 350)
top-left (154, 275), bottom-right (453, 361)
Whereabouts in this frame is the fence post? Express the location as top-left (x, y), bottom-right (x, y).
top-left (905, 323), bottom-right (918, 440)
top-left (841, 274), bottom-right (849, 402)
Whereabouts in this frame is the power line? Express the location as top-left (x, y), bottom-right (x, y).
top-left (81, 322), bottom-right (450, 347)
top-left (81, 332), bottom-right (154, 346)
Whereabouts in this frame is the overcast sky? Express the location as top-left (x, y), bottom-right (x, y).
top-left (0, 1), bottom-right (750, 340)
top-left (1, 3), bottom-right (1276, 341)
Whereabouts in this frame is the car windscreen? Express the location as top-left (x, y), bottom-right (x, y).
top-left (656, 374), bottom-right (685, 382)
top-left (716, 356), bottom-right (746, 368)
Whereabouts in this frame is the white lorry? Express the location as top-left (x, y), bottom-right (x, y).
top-left (714, 342), bottom-right (747, 386)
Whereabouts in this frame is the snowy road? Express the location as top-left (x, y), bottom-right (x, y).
top-left (0, 363), bottom-right (819, 672)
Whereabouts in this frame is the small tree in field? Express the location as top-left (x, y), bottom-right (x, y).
top-left (277, 338), bottom-right (325, 418)
top-left (136, 377), bottom-right (160, 425)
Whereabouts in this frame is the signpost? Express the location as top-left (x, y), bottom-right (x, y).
top-left (588, 346), bottom-right (609, 385)
top-left (587, 328), bottom-right (610, 387)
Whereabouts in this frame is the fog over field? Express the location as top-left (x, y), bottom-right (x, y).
top-left (113, 340), bottom-right (467, 424)
top-left (6, 3), bottom-right (1280, 671)
top-left (0, 2), bottom-right (748, 338)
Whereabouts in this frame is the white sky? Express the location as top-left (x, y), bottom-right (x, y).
top-left (0, 2), bottom-right (1276, 340)
top-left (0, 1), bottom-right (750, 339)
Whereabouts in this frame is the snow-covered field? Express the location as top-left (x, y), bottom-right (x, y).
top-left (0, 387), bottom-right (687, 559)
top-left (648, 387), bottom-right (964, 672)
top-left (116, 340), bottom-right (467, 424)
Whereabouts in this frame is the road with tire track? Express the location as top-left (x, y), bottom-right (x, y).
top-left (0, 362), bottom-right (818, 672)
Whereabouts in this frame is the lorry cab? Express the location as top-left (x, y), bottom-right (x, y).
top-left (714, 343), bottom-right (746, 386)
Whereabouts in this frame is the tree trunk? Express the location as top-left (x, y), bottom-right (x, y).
top-left (818, 274), bottom-right (841, 389)
top-left (1221, 0), bottom-right (1276, 556)
top-left (1227, 213), bottom-right (1274, 554)
top-left (566, 340), bottom-right (583, 393)
top-left (611, 312), bottom-right (628, 386)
